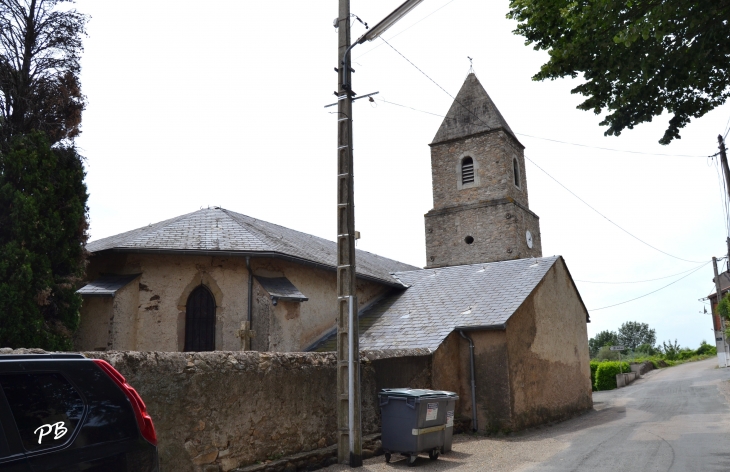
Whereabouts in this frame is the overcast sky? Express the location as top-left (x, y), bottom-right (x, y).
top-left (73, 0), bottom-right (730, 349)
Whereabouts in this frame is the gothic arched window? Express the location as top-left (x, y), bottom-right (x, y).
top-left (461, 157), bottom-right (475, 185)
top-left (185, 285), bottom-right (216, 351)
top-left (513, 158), bottom-right (521, 188)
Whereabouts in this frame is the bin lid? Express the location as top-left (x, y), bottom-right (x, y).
top-left (378, 388), bottom-right (458, 399)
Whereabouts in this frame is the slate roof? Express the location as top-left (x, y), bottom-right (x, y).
top-left (85, 208), bottom-right (417, 287)
top-left (255, 277), bottom-right (308, 302)
top-left (77, 274), bottom-right (141, 297)
top-left (311, 256), bottom-right (565, 352)
top-left (431, 73), bottom-right (520, 146)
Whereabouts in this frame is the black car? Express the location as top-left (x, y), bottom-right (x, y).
top-left (0, 353), bottom-right (158, 471)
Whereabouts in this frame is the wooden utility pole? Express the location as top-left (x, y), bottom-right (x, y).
top-left (336, 0), bottom-right (362, 466)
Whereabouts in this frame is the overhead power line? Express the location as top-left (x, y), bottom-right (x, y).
top-left (375, 97), bottom-right (708, 158)
top-left (575, 263), bottom-right (709, 284)
top-left (524, 154), bottom-right (706, 263)
top-left (589, 261), bottom-right (710, 311)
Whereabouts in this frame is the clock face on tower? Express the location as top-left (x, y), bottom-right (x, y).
top-left (526, 230), bottom-right (533, 249)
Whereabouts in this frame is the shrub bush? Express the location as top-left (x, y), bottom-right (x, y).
top-left (696, 341), bottom-right (717, 356)
top-left (677, 349), bottom-right (697, 360)
top-left (590, 361), bottom-right (601, 391)
top-left (594, 361), bottom-right (631, 391)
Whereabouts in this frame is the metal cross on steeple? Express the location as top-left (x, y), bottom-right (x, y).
top-left (467, 56), bottom-right (474, 73)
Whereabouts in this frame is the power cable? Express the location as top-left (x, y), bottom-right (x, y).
top-left (375, 97), bottom-right (708, 158)
top-left (377, 39), bottom-right (708, 263)
top-left (516, 133), bottom-right (706, 158)
top-left (524, 154), bottom-right (706, 263)
top-left (575, 263), bottom-right (709, 284)
top-left (589, 261), bottom-right (711, 311)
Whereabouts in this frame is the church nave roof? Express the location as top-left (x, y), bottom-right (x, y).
top-left (85, 207), bottom-right (417, 287)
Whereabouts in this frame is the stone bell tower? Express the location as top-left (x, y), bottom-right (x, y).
top-left (424, 73), bottom-right (542, 268)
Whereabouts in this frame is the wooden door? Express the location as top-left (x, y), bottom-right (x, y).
top-left (184, 286), bottom-right (216, 351)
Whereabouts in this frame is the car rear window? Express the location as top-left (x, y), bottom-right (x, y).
top-left (0, 373), bottom-right (84, 452)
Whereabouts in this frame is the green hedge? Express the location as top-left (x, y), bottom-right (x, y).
top-left (594, 361), bottom-right (631, 391)
top-left (590, 361), bottom-right (600, 391)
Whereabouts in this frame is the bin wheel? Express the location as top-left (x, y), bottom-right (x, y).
top-left (429, 449), bottom-right (439, 460)
top-left (408, 455), bottom-right (417, 466)
top-left (385, 453), bottom-right (391, 463)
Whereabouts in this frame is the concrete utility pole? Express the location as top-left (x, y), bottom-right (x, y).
top-left (718, 135), bottom-right (730, 202)
top-left (336, 0), bottom-right (361, 466)
top-left (713, 257), bottom-right (728, 367)
top-left (333, 0), bottom-right (423, 465)
top-left (716, 135), bottom-right (730, 366)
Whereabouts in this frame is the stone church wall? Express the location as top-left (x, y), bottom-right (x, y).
top-left (429, 129), bottom-right (528, 211)
top-left (432, 330), bottom-right (512, 433)
top-left (76, 296), bottom-right (113, 351)
top-left (424, 199), bottom-right (541, 267)
top-left (83, 349), bottom-right (432, 472)
top-left (505, 258), bottom-right (593, 430)
top-left (78, 254), bottom-right (390, 352)
top-left (249, 258), bottom-right (389, 352)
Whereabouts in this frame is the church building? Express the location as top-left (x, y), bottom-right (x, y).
top-left (76, 73), bottom-right (592, 432)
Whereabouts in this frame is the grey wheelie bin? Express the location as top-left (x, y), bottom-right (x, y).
top-left (378, 388), bottom-right (458, 466)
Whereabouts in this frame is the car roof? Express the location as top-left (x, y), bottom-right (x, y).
top-left (0, 354), bottom-right (86, 361)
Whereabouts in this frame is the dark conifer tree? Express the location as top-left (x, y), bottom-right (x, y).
top-left (0, 0), bottom-right (89, 349)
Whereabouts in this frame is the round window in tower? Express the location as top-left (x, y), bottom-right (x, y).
top-left (464, 236), bottom-right (474, 245)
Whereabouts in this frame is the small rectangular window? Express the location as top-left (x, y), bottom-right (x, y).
top-left (0, 373), bottom-right (84, 452)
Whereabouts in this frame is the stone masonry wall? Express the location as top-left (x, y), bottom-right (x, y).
top-left (83, 349), bottom-right (432, 472)
top-left (429, 130), bottom-right (529, 210)
top-left (424, 200), bottom-right (542, 268)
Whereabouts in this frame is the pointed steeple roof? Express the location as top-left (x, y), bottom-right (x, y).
top-left (431, 73), bottom-right (520, 146)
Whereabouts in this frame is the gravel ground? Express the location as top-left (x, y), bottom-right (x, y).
top-left (323, 425), bottom-right (574, 471)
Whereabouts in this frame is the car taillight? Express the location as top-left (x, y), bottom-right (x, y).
top-left (92, 359), bottom-right (157, 446)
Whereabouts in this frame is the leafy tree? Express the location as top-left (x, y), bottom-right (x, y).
top-left (617, 321), bottom-right (656, 350)
top-left (0, 132), bottom-right (88, 349)
top-left (635, 343), bottom-right (658, 356)
top-left (595, 345), bottom-right (619, 361)
top-left (588, 330), bottom-right (618, 358)
top-left (661, 339), bottom-right (681, 361)
top-left (0, 0), bottom-right (88, 145)
top-left (507, 0), bottom-right (730, 144)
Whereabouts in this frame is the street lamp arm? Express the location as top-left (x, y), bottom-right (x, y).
top-left (361, 0), bottom-right (425, 42)
top-left (341, 0), bottom-right (425, 91)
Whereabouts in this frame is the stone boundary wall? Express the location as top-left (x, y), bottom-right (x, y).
top-left (79, 349), bottom-right (432, 472)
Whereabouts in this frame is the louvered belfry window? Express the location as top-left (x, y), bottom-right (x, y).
top-left (462, 157), bottom-right (475, 185)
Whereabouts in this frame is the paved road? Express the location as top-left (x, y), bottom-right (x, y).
top-left (325, 358), bottom-right (730, 471)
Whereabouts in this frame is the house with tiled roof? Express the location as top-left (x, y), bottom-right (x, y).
top-left (76, 73), bottom-right (592, 433)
